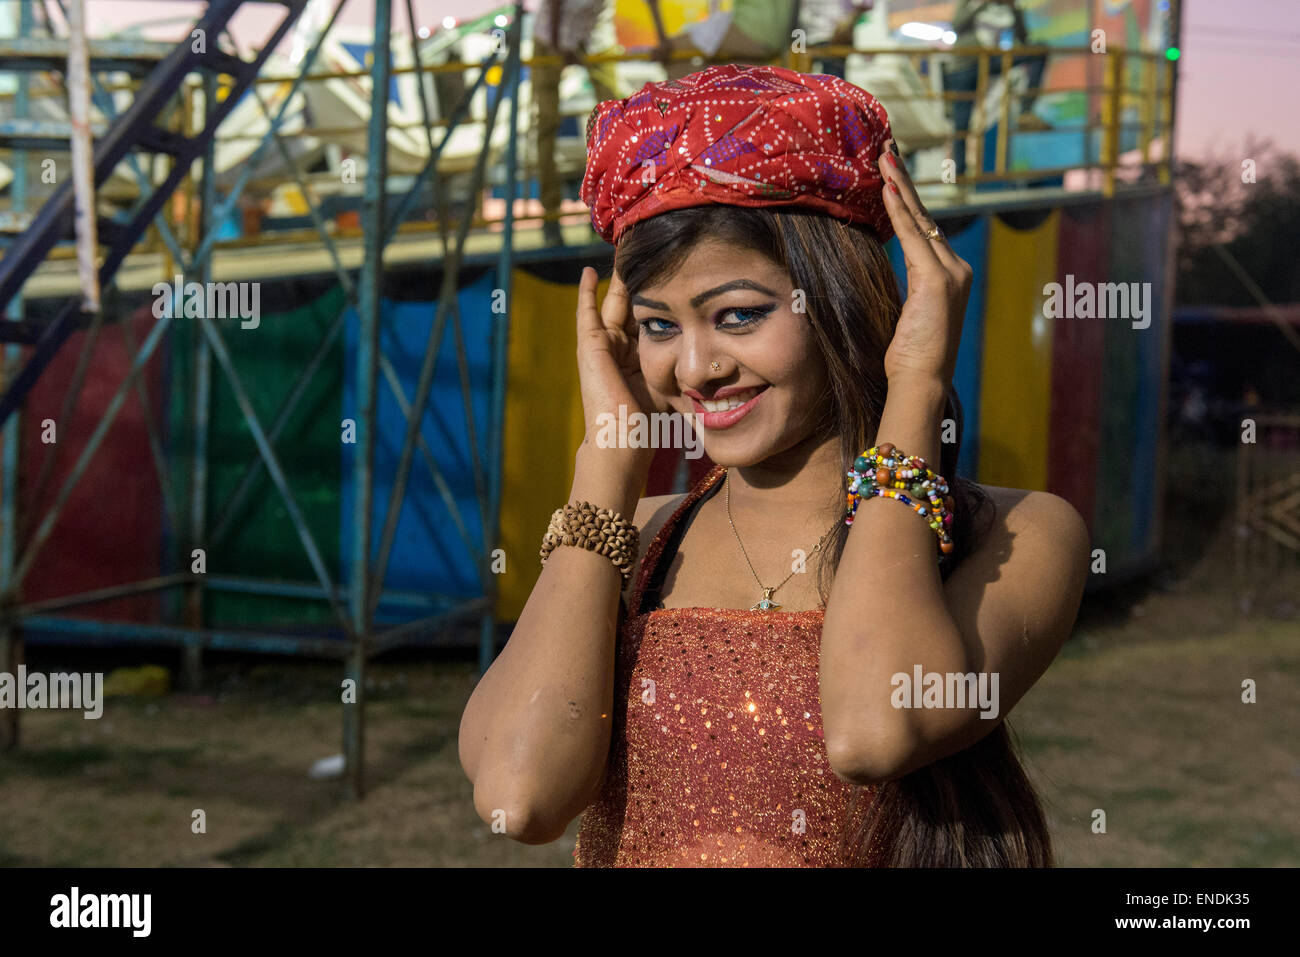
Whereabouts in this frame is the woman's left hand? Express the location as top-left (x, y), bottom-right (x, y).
top-left (876, 139), bottom-right (972, 386)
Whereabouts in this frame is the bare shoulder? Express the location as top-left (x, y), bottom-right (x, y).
top-left (977, 485), bottom-right (1088, 536)
top-left (630, 492), bottom-right (687, 580)
top-left (965, 483), bottom-right (1091, 576)
top-left (634, 492), bottom-right (686, 534)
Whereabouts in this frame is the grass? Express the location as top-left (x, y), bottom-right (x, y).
top-left (0, 438), bottom-right (1295, 867)
top-left (0, 590), bottom-right (1294, 867)
top-left (1013, 614), bottom-right (1298, 866)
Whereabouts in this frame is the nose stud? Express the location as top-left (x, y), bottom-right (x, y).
top-left (710, 361), bottom-right (721, 372)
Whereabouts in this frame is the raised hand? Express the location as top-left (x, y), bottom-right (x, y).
top-left (876, 140), bottom-right (972, 387)
top-left (575, 265), bottom-right (658, 473)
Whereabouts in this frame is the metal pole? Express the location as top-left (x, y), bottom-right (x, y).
top-left (1140, 54), bottom-right (1155, 169)
top-left (479, 4), bottom-right (524, 675)
top-left (347, 0), bottom-right (393, 800)
top-left (995, 50), bottom-right (1012, 177)
top-left (1101, 50), bottom-right (1122, 198)
top-left (66, 0), bottom-right (99, 313)
top-left (972, 51), bottom-right (989, 183)
top-left (183, 70), bottom-right (218, 691)
top-left (1160, 1), bottom-right (1181, 186)
top-left (188, 0), bottom-right (350, 272)
top-left (0, 0), bottom-right (34, 750)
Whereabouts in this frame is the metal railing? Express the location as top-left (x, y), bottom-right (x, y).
top-left (2, 36), bottom-right (1176, 264)
top-left (0, 0), bottom-right (528, 800)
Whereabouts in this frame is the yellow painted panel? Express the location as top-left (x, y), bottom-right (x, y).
top-left (615, 1), bottom-right (734, 48)
top-left (978, 211), bottom-right (1059, 491)
top-left (496, 269), bottom-right (590, 620)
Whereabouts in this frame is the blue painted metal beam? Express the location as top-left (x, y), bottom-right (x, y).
top-left (346, 0), bottom-right (394, 800)
top-left (21, 616), bottom-right (353, 659)
top-left (0, 36), bottom-right (176, 72)
top-left (479, 3), bottom-right (525, 675)
top-left (0, 0), bottom-right (308, 423)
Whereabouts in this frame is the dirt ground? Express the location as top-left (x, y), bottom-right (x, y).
top-left (1, 439), bottom-right (1297, 867)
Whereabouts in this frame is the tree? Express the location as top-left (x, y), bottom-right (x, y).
top-left (1174, 139), bottom-right (1300, 307)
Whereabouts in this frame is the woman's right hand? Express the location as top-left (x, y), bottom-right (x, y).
top-left (575, 265), bottom-right (658, 475)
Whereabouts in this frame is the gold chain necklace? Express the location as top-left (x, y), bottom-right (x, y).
top-left (723, 470), bottom-right (840, 611)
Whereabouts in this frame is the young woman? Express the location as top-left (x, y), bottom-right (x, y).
top-left (459, 65), bottom-right (1090, 867)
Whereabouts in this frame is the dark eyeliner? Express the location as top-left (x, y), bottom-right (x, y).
top-left (637, 317), bottom-right (676, 337)
top-left (717, 303), bottom-right (777, 328)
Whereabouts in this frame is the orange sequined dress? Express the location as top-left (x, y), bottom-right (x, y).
top-left (573, 464), bottom-right (882, 867)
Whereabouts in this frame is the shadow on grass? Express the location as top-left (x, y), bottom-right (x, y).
top-left (0, 744), bottom-right (195, 783)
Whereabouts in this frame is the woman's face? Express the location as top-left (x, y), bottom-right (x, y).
top-left (628, 239), bottom-right (831, 467)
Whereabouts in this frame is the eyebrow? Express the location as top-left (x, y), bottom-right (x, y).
top-left (631, 279), bottom-right (780, 312)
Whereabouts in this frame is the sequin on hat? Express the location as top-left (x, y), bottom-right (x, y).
top-left (581, 63), bottom-right (895, 245)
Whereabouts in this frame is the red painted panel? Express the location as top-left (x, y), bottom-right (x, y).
top-left (1047, 202), bottom-right (1109, 533)
top-left (19, 304), bottom-right (166, 621)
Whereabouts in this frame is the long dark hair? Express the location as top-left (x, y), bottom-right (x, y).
top-left (614, 204), bottom-right (1053, 867)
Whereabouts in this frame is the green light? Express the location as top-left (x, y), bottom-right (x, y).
top-left (1165, 46), bottom-right (1181, 61)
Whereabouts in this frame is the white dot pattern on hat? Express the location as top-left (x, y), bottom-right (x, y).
top-left (581, 64), bottom-right (893, 245)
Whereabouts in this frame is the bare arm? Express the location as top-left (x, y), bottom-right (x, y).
top-left (458, 265), bottom-right (667, 844)
top-left (820, 378), bottom-right (1089, 783)
top-left (819, 144), bottom-right (1090, 784)
top-left (456, 455), bottom-right (631, 843)
top-left (458, 465), bottom-right (684, 843)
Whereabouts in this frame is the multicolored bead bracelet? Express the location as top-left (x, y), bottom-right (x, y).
top-left (844, 442), bottom-right (955, 556)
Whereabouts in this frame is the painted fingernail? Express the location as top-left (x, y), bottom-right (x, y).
top-left (889, 182), bottom-right (900, 194)
top-left (886, 152), bottom-right (898, 168)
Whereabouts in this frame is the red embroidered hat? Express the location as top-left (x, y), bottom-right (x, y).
top-left (581, 63), bottom-right (894, 246)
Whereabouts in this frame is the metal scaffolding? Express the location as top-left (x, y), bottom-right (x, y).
top-left (0, 0), bottom-right (1180, 793)
top-left (0, 0), bottom-right (523, 799)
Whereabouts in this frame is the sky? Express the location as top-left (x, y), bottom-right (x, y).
top-left (1174, 0), bottom-right (1300, 158)
top-left (60, 0), bottom-right (1300, 160)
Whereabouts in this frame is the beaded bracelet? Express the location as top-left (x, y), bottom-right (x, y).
top-left (539, 500), bottom-right (641, 587)
top-left (845, 442), bottom-right (956, 556)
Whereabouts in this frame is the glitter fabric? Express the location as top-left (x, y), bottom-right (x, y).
top-left (573, 464), bottom-right (883, 867)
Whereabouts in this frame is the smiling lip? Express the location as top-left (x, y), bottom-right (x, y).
top-left (689, 386), bottom-right (769, 430)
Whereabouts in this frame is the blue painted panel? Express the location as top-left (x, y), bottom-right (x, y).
top-left (887, 214), bottom-right (990, 479)
top-left (339, 273), bottom-right (497, 614)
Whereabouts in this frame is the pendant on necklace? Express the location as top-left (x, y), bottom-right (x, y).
top-left (751, 587), bottom-right (781, 612)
